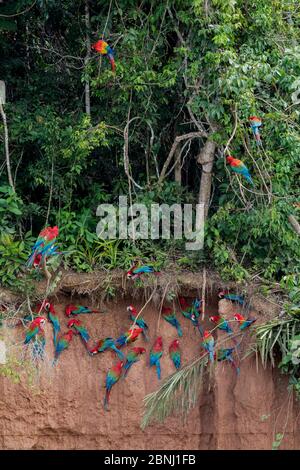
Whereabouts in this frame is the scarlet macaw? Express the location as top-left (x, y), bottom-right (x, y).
top-left (89, 337), bottom-right (125, 360)
top-left (249, 116), bottom-right (262, 145)
top-left (169, 339), bottom-right (181, 370)
top-left (53, 330), bottom-right (74, 365)
top-left (202, 330), bottom-right (214, 363)
top-left (115, 327), bottom-right (143, 348)
top-left (27, 226), bottom-right (59, 267)
top-left (162, 307), bottom-right (183, 337)
top-left (91, 39), bottom-right (115, 72)
top-left (127, 305), bottom-right (149, 341)
top-left (65, 304), bottom-right (100, 317)
top-left (123, 347), bottom-right (146, 378)
top-left (234, 313), bottom-right (256, 331)
top-left (209, 315), bottom-right (233, 334)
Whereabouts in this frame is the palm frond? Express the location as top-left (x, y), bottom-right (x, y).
top-left (141, 353), bottom-right (210, 429)
top-left (256, 318), bottom-right (300, 368)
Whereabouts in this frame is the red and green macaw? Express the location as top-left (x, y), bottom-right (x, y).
top-left (53, 330), bottom-right (74, 365)
top-left (150, 336), bottom-right (163, 379)
top-left (218, 291), bottom-right (245, 306)
top-left (209, 315), bottom-right (233, 334)
top-left (24, 317), bottom-right (46, 344)
top-left (234, 313), bottom-right (256, 331)
top-left (31, 328), bottom-right (46, 359)
top-left (67, 318), bottom-right (90, 345)
top-left (65, 304), bottom-right (100, 317)
top-left (179, 297), bottom-right (203, 333)
top-left (169, 339), bottom-right (181, 370)
top-left (123, 347), bottom-right (146, 378)
top-left (115, 327), bottom-right (143, 348)
top-left (89, 337), bottom-right (125, 360)
top-left (126, 261), bottom-right (160, 280)
top-left (215, 347), bottom-right (240, 374)
top-left (44, 302), bottom-right (60, 347)
top-left (127, 305), bottom-right (149, 341)
top-left (226, 155), bottom-right (254, 186)
top-left (202, 330), bottom-right (214, 363)
top-left (249, 116), bottom-right (262, 145)
top-left (27, 226), bottom-right (59, 267)
top-left (162, 307), bottom-right (182, 337)
top-left (104, 360), bottom-right (124, 411)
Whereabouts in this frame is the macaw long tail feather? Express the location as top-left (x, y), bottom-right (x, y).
top-left (53, 330), bottom-right (58, 348)
top-left (156, 361), bottom-right (161, 380)
top-left (177, 325), bottom-right (183, 337)
top-left (245, 174), bottom-right (254, 186)
top-left (142, 330), bottom-right (149, 342)
top-left (104, 389), bottom-right (110, 411)
top-left (111, 345), bottom-right (125, 360)
top-left (198, 325), bottom-right (204, 337)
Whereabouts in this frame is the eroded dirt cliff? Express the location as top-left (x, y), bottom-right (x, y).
top-left (0, 294), bottom-right (298, 450)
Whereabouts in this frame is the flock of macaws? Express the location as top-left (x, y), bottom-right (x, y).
top-left (20, 260), bottom-right (256, 410)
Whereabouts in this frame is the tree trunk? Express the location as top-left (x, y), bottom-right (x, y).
top-left (0, 102), bottom-right (15, 192)
top-left (288, 215), bottom-right (300, 236)
top-left (84, 0), bottom-right (91, 116)
top-left (174, 144), bottom-right (181, 185)
top-left (197, 140), bottom-right (216, 219)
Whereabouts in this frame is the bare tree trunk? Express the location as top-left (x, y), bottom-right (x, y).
top-left (0, 102), bottom-right (15, 192)
top-left (84, 0), bottom-right (91, 116)
top-left (197, 140), bottom-right (216, 219)
top-left (174, 144), bottom-right (181, 185)
top-left (288, 215), bottom-right (300, 236)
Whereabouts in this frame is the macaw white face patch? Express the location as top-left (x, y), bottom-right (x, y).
top-left (0, 340), bottom-right (6, 364)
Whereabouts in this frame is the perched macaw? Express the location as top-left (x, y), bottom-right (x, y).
top-left (150, 336), bottom-right (163, 379)
top-left (32, 329), bottom-right (46, 359)
top-left (24, 317), bottom-right (46, 344)
top-left (45, 302), bottom-right (60, 347)
top-left (209, 315), bottom-right (233, 334)
top-left (123, 347), bottom-right (146, 378)
top-left (104, 360), bottom-right (124, 411)
top-left (169, 339), bottom-right (181, 370)
top-left (89, 337), bottom-right (125, 360)
top-left (67, 318), bottom-right (90, 344)
top-left (234, 313), bottom-right (256, 331)
top-left (226, 155), bottom-right (254, 186)
top-left (127, 305), bottom-right (149, 341)
top-left (218, 291), bottom-right (245, 306)
top-left (249, 116), bottom-right (262, 145)
top-left (215, 347), bottom-right (240, 374)
top-left (126, 262), bottom-right (159, 280)
top-left (202, 330), bottom-right (214, 363)
top-left (65, 304), bottom-right (100, 317)
top-left (179, 297), bottom-right (201, 328)
top-left (27, 226), bottom-right (59, 267)
top-left (115, 327), bottom-right (143, 348)
top-left (162, 307), bottom-right (183, 337)
top-left (53, 330), bottom-right (74, 365)
top-left (91, 39), bottom-right (115, 72)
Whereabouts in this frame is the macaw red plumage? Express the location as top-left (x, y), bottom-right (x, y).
top-left (27, 226), bottom-right (59, 267)
top-left (45, 303), bottom-right (60, 347)
top-left (127, 305), bottom-right (149, 341)
top-left (89, 337), bottom-right (125, 360)
top-left (202, 330), bottom-right (214, 363)
top-left (24, 317), bottom-right (46, 344)
top-left (162, 307), bottom-right (183, 337)
top-left (104, 360), bottom-right (124, 410)
top-left (126, 261), bottom-right (160, 280)
top-left (53, 330), bottom-right (74, 365)
top-left (234, 313), bottom-right (256, 330)
top-left (65, 304), bottom-right (100, 317)
top-left (226, 155), bottom-right (254, 186)
top-left (67, 318), bottom-right (90, 344)
top-left (150, 336), bottom-right (163, 379)
top-left (91, 39), bottom-right (116, 72)
top-left (249, 116), bottom-right (262, 145)
top-left (115, 327), bottom-right (143, 348)
top-left (209, 315), bottom-right (233, 334)
top-left (169, 339), bottom-right (181, 370)
top-left (123, 347), bottom-right (146, 378)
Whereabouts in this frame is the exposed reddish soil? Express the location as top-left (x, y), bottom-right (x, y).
top-left (0, 294), bottom-right (298, 450)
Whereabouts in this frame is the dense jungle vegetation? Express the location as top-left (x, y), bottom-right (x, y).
top-left (0, 0), bottom-right (299, 362)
